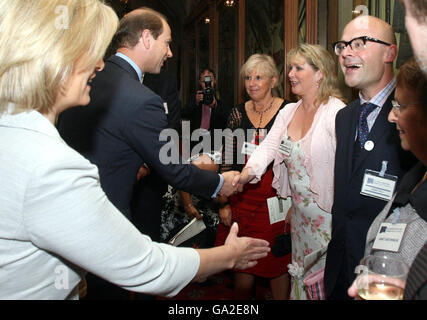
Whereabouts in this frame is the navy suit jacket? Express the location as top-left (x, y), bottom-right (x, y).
top-left (324, 95), bottom-right (416, 299)
top-left (143, 71), bottom-right (181, 133)
top-left (130, 70), bottom-right (182, 240)
top-left (58, 55), bottom-right (219, 218)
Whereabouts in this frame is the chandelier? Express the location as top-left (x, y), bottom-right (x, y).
top-left (225, 0), bottom-right (235, 7)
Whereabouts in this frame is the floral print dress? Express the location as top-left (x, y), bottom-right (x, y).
top-left (283, 132), bottom-right (332, 300)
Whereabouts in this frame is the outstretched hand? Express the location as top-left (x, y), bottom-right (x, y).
top-left (224, 222), bottom-right (270, 270)
top-left (236, 168), bottom-right (255, 192)
top-left (218, 171), bottom-right (241, 196)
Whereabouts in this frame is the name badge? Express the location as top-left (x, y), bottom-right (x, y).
top-left (163, 102), bottom-right (168, 114)
top-left (372, 223), bottom-right (407, 252)
top-left (241, 142), bottom-right (257, 157)
top-left (360, 169), bottom-right (397, 201)
top-left (278, 139), bottom-right (293, 157)
top-left (267, 196), bottom-right (292, 225)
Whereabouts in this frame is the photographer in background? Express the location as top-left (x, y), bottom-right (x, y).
top-left (182, 68), bottom-right (228, 153)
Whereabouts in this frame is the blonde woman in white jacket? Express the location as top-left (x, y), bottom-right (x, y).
top-left (0, 0), bottom-right (269, 300)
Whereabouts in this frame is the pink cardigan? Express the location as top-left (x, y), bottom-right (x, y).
top-left (245, 96), bottom-right (346, 213)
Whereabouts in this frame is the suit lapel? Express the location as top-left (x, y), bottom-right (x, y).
top-left (352, 95), bottom-right (394, 175)
top-left (345, 101), bottom-right (361, 180)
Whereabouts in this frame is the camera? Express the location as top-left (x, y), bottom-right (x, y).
top-left (201, 75), bottom-right (215, 105)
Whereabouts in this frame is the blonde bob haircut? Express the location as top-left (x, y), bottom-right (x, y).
top-left (240, 53), bottom-right (279, 84)
top-left (0, 0), bottom-right (119, 114)
top-left (287, 43), bottom-right (345, 106)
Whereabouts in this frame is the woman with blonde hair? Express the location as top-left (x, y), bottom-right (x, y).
top-left (0, 0), bottom-right (269, 299)
top-left (215, 53), bottom-right (292, 300)
top-left (239, 44), bottom-right (346, 299)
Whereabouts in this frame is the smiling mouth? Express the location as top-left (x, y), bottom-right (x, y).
top-left (345, 63), bottom-right (363, 71)
top-left (396, 125), bottom-right (405, 135)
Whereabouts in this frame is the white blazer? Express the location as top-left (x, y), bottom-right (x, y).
top-left (0, 108), bottom-right (199, 299)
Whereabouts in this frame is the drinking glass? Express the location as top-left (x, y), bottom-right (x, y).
top-left (355, 254), bottom-right (409, 300)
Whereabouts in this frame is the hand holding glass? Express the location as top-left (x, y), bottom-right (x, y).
top-left (355, 254), bottom-right (409, 300)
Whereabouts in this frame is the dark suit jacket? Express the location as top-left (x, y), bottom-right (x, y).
top-left (182, 93), bottom-right (228, 152)
top-left (324, 95), bottom-right (416, 299)
top-left (131, 70), bottom-right (182, 240)
top-left (143, 71), bottom-right (181, 133)
top-left (57, 55), bottom-right (219, 219)
top-left (187, 97), bottom-right (227, 133)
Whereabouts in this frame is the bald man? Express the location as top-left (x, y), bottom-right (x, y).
top-left (324, 15), bottom-right (416, 299)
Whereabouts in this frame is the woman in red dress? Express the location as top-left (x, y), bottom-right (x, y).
top-left (216, 54), bottom-right (291, 299)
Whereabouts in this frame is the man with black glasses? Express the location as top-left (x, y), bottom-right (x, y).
top-left (324, 15), bottom-right (416, 300)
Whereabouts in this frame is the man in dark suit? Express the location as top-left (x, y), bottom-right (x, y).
top-left (58, 7), bottom-right (239, 219)
top-left (131, 70), bottom-right (181, 242)
top-left (324, 15), bottom-right (416, 299)
top-left (57, 7), bottom-right (240, 299)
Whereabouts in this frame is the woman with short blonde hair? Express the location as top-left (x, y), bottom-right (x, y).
top-left (217, 53), bottom-right (292, 300)
top-left (240, 53), bottom-right (280, 81)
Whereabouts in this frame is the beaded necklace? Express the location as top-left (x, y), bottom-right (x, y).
top-left (252, 98), bottom-right (274, 129)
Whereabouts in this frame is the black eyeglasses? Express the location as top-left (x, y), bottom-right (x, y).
top-left (332, 36), bottom-right (391, 56)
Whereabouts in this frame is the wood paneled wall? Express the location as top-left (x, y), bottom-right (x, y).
top-left (185, 0), bottom-right (339, 104)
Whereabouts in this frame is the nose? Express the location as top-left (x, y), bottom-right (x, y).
top-left (288, 66), bottom-right (297, 79)
top-left (387, 108), bottom-right (398, 124)
top-left (340, 44), bottom-right (354, 57)
top-left (167, 45), bottom-right (173, 58)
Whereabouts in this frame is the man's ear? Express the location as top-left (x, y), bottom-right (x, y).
top-left (385, 44), bottom-right (398, 63)
top-left (140, 29), bottom-right (152, 49)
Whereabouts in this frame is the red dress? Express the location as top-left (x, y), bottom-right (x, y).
top-left (215, 111), bottom-right (291, 278)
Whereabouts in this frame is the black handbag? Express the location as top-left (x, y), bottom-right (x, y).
top-left (271, 222), bottom-right (292, 257)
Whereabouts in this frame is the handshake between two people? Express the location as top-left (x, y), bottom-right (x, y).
top-left (217, 168), bottom-right (255, 197)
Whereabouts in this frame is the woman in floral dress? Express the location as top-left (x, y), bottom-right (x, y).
top-left (239, 44), bottom-right (346, 299)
